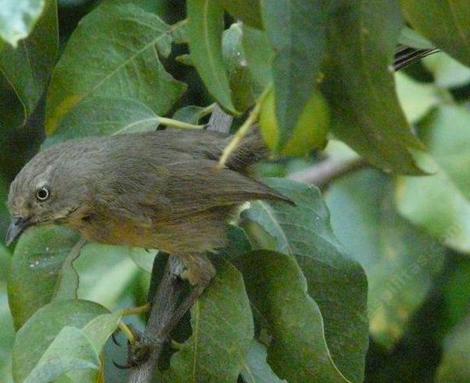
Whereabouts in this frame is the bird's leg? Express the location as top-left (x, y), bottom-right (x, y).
top-left (123, 254), bottom-right (214, 372)
top-left (152, 253), bottom-right (215, 342)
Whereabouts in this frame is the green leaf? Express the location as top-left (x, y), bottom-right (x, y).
top-left (75, 244), bottom-right (142, 308)
top-left (0, 0), bottom-right (58, 127)
top-left (0, 246), bottom-right (15, 383)
top-left (187, 0), bottom-right (237, 114)
top-left (322, 0), bottom-right (424, 174)
top-left (172, 105), bottom-right (211, 125)
top-left (241, 25), bottom-right (273, 93)
top-left (423, 52), bottom-right (470, 88)
top-left (401, 0), bottom-right (470, 67)
top-left (398, 27), bottom-right (435, 50)
top-left (221, 0), bottom-right (262, 29)
top-left (45, 3), bottom-right (186, 134)
top-left (395, 72), bottom-right (445, 124)
top-left (261, 0), bottom-right (328, 151)
top-left (236, 250), bottom-right (350, 383)
top-left (395, 105), bottom-right (470, 254)
top-left (242, 178), bottom-right (368, 383)
top-left (326, 170), bottom-right (445, 347)
top-left (162, 260), bottom-right (253, 382)
top-left (436, 317), bottom-right (470, 382)
top-left (46, 97), bottom-right (160, 143)
top-left (8, 226), bottom-right (80, 329)
top-left (222, 23), bottom-right (256, 112)
top-left (0, 0), bottom-right (46, 47)
top-left (12, 299), bottom-right (108, 383)
top-left (241, 341), bottom-right (286, 383)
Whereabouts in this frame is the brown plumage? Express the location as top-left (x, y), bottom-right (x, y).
top-left (7, 129), bottom-right (290, 285)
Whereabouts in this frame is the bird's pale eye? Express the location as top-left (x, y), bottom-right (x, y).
top-left (36, 186), bottom-right (51, 202)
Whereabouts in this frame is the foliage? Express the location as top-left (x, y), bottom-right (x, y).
top-left (0, 0), bottom-right (469, 382)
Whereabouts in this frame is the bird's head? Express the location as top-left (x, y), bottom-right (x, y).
top-left (6, 141), bottom-right (95, 246)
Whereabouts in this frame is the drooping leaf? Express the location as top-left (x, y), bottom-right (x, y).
top-left (241, 25), bottom-right (272, 93)
top-left (12, 300), bottom-right (108, 383)
top-left (162, 260), bottom-right (253, 382)
top-left (45, 3), bottom-right (186, 134)
top-left (222, 23), bottom-right (256, 112)
top-left (326, 169), bottom-right (445, 347)
top-left (0, 0), bottom-right (58, 128)
top-left (187, 0), bottom-right (237, 114)
top-left (221, 0), bottom-right (262, 29)
top-left (261, 0), bottom-right (329, 151)
top-left (242, 178), bottom-right (368, 383)
top-left (240, 341), bottom-right (286, 383)
top-left (0, 0), bottom-right (46, 47)
top-left (395, 105), bottom-right (470, 254)
top-left (401, 0), bottom-right (470, 67)
top-left (322, 0), bottom-right (424, 174)
top-left (8, 226), bottom-right (80, 329)
top-left (436, 316), bottom-right (470, 383)
top-left (236, 250), bottom-right (351, 383)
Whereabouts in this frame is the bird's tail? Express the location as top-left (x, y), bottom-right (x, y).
top-left (393, 45), bottom-right (439, 71)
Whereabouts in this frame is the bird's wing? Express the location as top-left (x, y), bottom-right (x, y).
top-left (157, 159), bottom-right (290, 218)
top-left (96, 158), bottom-right (289, 225)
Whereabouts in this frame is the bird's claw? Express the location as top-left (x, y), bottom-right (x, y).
top-left (112, 326), bottom-right (152, 369)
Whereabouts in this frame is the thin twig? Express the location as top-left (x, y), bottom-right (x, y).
top-left (217, 102), bottom-right (261, 169)
top-left (288, 157), bottom-right (369, 188)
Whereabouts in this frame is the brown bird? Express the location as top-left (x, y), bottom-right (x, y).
top-left (6, 129), bottom-right (289, 308)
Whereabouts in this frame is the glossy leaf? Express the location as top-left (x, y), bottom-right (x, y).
top-left (237, 250), bottom-right (350, 383)
top-left (322, 0), bottom-right (424, 174)
top-left (45, 3), bottom-right (186, 134)
top-left (243, 178), bottom-right (368, 383)
top-left (12, 300), bottom-right (108, 383)
top-left (162, 260), bottom-right (253, 382)
top-left (187, 0), bottom-right (236, 114)
top-left (0, 0), bottom-right (46, 47)
top-left (326, 170), bottom-right (445, 347)
top-left (396, 105), bottom-right (470, 253)
top-left (241, 25), bottom-right (272, 93)
top-left (401, 0), bottom-right (470, 67)
top-left (222, 23), bottom-right (256, 112)
top-left (261, 0), bottom-right (328, 151)
top-left (8, 226), bottom-right (80, 329)
top-left (0, 0), bottom-right (58, 127)
top-left (221, 0), bottom-right (262, 29)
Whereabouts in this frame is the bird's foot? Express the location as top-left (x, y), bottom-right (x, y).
top-left (112, 323), bottom-right (152, 369)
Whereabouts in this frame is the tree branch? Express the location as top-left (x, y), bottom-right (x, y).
top-left (127, 105), bottom-right (233, 383)
top-left (127, 255), bottom-right (185, 383)
top-left (288, 157), bottom-right (369, 188)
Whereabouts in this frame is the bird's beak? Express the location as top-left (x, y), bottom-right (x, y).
top-left (5, 217), bottom-right (31, 246)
